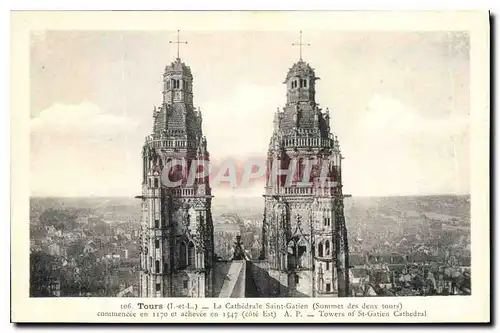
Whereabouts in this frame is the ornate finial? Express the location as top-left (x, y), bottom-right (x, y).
top-left (169, 30), bottom-right (188, 60)
top-left (232, 235), bottom-right (247, 260)
top-left (295, 213), bottom-right (302, 227)
top-left (292, 30), bottom-right (311, 61)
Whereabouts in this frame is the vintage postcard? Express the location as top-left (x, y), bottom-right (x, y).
top-left (11, 11), bottom-right (490, 323)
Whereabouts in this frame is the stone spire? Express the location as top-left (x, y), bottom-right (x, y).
top-left (232, 235), bottom-right (247, 261)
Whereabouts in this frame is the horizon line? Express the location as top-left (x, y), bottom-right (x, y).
top-left (30, 193), bottom-right (471, 199)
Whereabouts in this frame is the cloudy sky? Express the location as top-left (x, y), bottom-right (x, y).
top-left (30, 30), bottom-right (470, 197)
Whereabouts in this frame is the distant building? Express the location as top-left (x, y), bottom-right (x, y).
top-left (48, 277), bottom-right (61, 297)
top-left (88, 217), bottom-right (101, 226)
top-left (117, 286), bottom-right (135, 297)
top-left (76, 216), bottom-right (88, 224)
top-left (214, 222), bottom-right (241, 236)
top-left (349, 267), bottom-right (369, 285)
top-left (83, 242), bottom-right (97, 254)
top-left (350, 253), bottom-right (367, 267)
top-left (48, 243), bottom-right (62, 256)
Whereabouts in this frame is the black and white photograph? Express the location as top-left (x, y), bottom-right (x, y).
top-left (10, 10), bottom-right (490, 323)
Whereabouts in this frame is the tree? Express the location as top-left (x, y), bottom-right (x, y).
top-left (410, 275), bottom-right (424, 292)
top-left (66, 239), bottom-right (86, 257)
top-left (39, 208), bottom-right (77, 231)
top-left (30, 251), bottom-right (57, 297)
top-left (60, 270), bottom-right (83, 296)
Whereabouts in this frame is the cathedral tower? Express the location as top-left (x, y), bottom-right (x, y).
top-left (261, 34), bottom-right (350, 297)
top-left (139, 33), bottom-right (214, 298)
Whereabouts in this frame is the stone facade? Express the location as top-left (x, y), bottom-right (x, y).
top-left (259, 59), bottom-right (350, 297)
top-left (139, 57), bottom-right (215, 298)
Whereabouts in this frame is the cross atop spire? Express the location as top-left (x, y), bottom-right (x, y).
top-left (169, 30), bottom-right (188, 60)
top-left (292, 30), bottom-right (311, 61)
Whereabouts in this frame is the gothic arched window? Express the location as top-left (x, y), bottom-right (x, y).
top-left (297, 158), bottom-right (304, 182)
top-left (188, 242), bottom-right (195, 268)
top-left (325, 240), bottom-right (330, 256)
top-left (318, 242), bottom-right (324, 257)
top-left (179, 242), bottom-right (187, 269)
top-left (287, 243), bottom-right (296, 269)
top-left (297, 240), bottom-right (308, 268)
top-left (155, 260), bottom-right (160, 273)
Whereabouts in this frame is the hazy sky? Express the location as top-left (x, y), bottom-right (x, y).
top-left (30, 30), bottom-right (470, 197)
